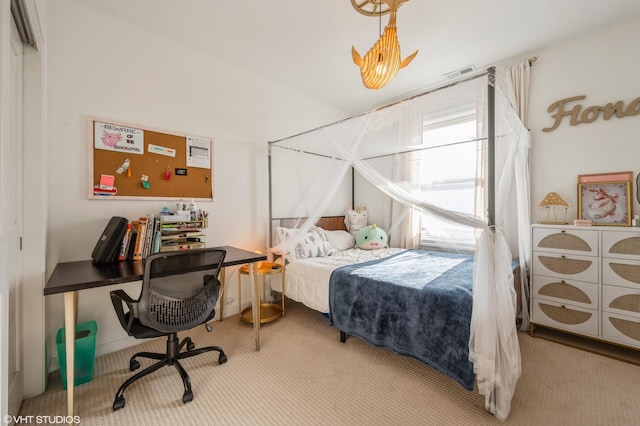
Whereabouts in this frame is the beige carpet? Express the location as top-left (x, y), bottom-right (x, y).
top-left (20, 301), bottom-right (640, 425)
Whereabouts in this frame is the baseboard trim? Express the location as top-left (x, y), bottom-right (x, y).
top-left (531, 324), bottom-right (640, 366)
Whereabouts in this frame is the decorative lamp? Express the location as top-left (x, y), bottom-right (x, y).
top-left (538, 192), bottom-right (569, 224)
top-left (351, 0), bottom-right (418, 90)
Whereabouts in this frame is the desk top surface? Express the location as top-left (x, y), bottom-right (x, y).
top-left (44, 246), bottom-right (267, 295)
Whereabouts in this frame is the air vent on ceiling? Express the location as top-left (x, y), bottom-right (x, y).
top-left (443, 65), bottom-right (476, 80)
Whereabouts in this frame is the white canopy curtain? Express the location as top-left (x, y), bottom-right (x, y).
top-left (268, 68), bottom-right (530, 421)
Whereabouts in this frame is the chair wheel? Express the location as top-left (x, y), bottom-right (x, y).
top-left (129, 359), bottom-right (140, 371)
top-left (183, 390), bottom-right (193, 403)
top-left (218, 353), bottom-right (227, 364)
top-left (113, 396), bottom-right (125, 411)
top-left (187, 341), bottom-right (195, 351)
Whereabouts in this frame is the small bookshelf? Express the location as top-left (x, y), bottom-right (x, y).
top-left (159, 219), bottom-right (207, 253)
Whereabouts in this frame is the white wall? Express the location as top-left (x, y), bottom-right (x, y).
top-left (42, 0), bottom-right (346, 369)
top-left (527, 15), bottom-right (640, 222)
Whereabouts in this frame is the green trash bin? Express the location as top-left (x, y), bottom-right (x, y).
top-left (56, 320), bottom-right (98, 390)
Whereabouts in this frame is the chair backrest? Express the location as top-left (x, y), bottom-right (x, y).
top-left (137, 248), bottom-right (226, 333)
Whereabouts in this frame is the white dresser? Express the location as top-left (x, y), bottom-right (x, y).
top-left (531, 224), bottom-right (640, 350)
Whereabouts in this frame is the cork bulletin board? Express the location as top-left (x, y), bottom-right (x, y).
top-left (89, 117), bottom-right (214, 200)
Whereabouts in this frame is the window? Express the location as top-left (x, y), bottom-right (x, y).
top-left (416, 116), bottom-right (484, 252)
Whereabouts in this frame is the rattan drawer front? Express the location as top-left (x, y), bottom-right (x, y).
top-left (532, 253), bottom-right (598, 283)
top-left (602, 258), bottom-right (640, 289)
top-left (602, 284), bottom-right (640, 318)
top-left (532, 227), bottom-right (598, 255)
top-left (532, 299), bottom-right (598, 336)
top-left (602, 312), bottom-right (640, 348)
top-left (602, 230), bottom-right (640, 260)
top-left (532, 275), bottom-right (598, 309)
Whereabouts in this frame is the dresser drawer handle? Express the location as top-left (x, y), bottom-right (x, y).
top-left (561, 305), bottom-right (566, 309)
top-left (561, 230), bottom-right (566, 233)
top-left (561, 255), bottom-right (566, 259)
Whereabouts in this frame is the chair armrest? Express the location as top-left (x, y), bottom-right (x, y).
top-left (110, 289), bottom-right (137, 334)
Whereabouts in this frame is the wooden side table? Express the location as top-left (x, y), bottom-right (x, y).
top-left (238, 261), bottom-right (285, 324)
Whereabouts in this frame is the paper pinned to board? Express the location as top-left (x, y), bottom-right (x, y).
top-left (99, 174), bottom-right (115, 188)
top-left (186, 136), bottom-right (211, 169)
top-left (94, 121), bottom-right (144, 154)
top-left (148, 144), bottom-right (176, 157)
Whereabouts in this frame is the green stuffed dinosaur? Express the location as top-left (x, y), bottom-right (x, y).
top-left (355, 224), bottom-right (388, 250)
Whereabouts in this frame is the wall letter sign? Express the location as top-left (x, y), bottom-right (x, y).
top-left (543, 95), bottom-right (640, 132)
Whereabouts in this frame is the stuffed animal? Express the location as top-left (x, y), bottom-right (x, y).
top-left (345, 205), bottom-right (368, 237)
top-left (355, 224), bottom-right (388, 250)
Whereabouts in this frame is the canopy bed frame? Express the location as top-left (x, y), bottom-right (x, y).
top-left (266, 67), bottom-right (531, 421)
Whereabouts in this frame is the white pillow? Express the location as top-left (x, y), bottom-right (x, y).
top-left (274, 226), bottom-right (334, 260)
top-left (325, 230), bottom-right (355, 251)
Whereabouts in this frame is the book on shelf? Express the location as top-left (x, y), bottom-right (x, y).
top-left (160, 231), bottom-right (206, 241)
top-left (142, 214), bottom-right (156, 259)
top-left (152, 226), bottom-right (162, 254)
top-left (126, 221), bottom-right (138, 261)
top-left (118, 223), bottom-right (133, 261)
top-left (151, 216), bottom-right (161, 255)
top-left (112, 214), bottom-right (207, 258)
top-left (160, 223), bottom-right (203, 231)
top-left (132, 218), bottom-right (147, 261)
top-left (160, 242), bottom-right (205, 252)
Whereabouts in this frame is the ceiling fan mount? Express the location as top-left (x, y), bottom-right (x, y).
top-left (351, 0), bottom-right (391, 17)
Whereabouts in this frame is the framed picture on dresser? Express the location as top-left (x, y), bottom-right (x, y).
top-left (578, 171), bottom-right (632, 226)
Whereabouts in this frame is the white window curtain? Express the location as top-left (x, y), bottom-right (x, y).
top-left (502, 60), bottom-right (533, 331)
top-left (505, 59), bottom-right (532, 127)
top-left (388, 107), bottom-right (424, 249)
top-left (268, 68), bottom-right (530, 420)
top-left (388, 153), bottom-right (421, 249)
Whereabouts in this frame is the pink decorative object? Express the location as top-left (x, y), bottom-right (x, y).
top-left (99, 174), bottom-right (115, 188)
top-left (101, 130), bottom-right (122, 148)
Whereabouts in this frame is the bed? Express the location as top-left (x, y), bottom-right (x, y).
top-left (270, 218), bottom-right (520, 392)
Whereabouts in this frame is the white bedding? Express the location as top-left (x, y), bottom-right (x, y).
top-left (271, 247), bottom-right (406, 313)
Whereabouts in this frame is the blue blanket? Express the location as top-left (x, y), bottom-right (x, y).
top-left (329, 249), bottom-right (475, 390)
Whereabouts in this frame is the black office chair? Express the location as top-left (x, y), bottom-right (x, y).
top-left (110, 248), bottom-right (227, 411)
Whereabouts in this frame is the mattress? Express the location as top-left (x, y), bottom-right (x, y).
top-left (271, 247), bottom-right (406, 313)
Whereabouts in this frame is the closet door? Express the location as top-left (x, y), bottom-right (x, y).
top-left (1, 14), bottom-right (25, 419)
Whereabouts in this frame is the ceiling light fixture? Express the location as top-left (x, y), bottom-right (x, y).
top-left (351, 0), bottom-right (418, 90)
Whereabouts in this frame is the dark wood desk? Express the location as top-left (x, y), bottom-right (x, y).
top-left (44, 246), bottom-right (267, 417)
